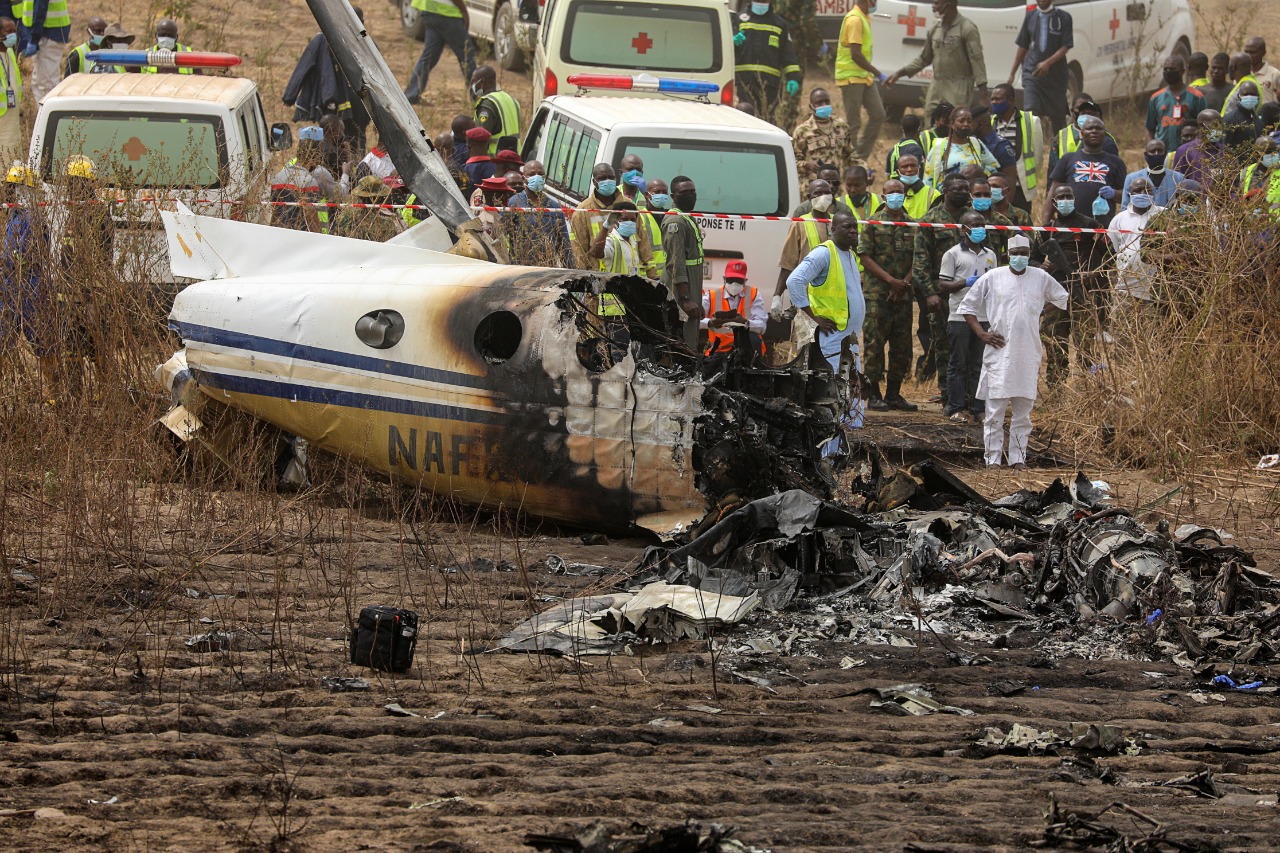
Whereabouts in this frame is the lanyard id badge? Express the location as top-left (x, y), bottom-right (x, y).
top-left (5, 90), bottom-right (14, 110)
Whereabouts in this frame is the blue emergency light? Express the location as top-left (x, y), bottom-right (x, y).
top-left (566, 73), bottom-right (719, 97)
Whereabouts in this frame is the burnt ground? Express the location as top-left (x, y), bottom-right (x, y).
top-left (3, 407), bottom-right (1280, 852)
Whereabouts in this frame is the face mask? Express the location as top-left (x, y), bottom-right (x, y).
top-left (724, 281), bottom-right (745, 297)
top-left (751, 2), bottom-right (769, 14)
top-left (952, 126), bottom-right (971, 139)
top-left (649, 192), bottom-right (671, 210)
top-left (470, 84), bottom-right (483, 99)
top-left (869, 1), bottom-right (878, 12)
top-left (811, 193), bottom-right (834, 212)
top-left (1145, 153), bottom-right (1166, 170)
top-left (948, 192), bottom-right (970, 207)
top-left (525, 174), bottom-right (545, 193)
top-left (674, 191), bottom-right (697, 211)
top-left (991, 101), bottom-right (1010, 116)
top-left (1208, 130), bottom-right (1225, 143)
top-left (157, 36), bottom-right (177, 50)
top-left (1264, 153), bottom-right (1280, 170)
top-left (1076, 114), bottom-right (1090, 129)
top-left (90, 33), bottom-right (105, 46)
top-left (1242, 95), bottom-right (1261, 111)
top-left (990, 187), bottom-right (1004, 203)
top-left (596, 179), bottom-right (617, 196)
top-left (1055, 199), bottom-right (1076, 216)
top-left (814, 105), bottom-right (833, 120)
top-left (1009, 255), bottom-right (1030, 272)
top-left (2, 33), bottom-right (14, 50)
top-left (971, 197), bottom-right (992, 212)
top-left (1131, 193), bottom-right (1153, 210)
top-left (967, 227), bottom-right (987, 243)
top-left (622, 168), bottom-right (643, 187)
top-left (1091, 195), bottom-right (1110, 216)
top-left (1178, 203), bottom-right (1197, 215)
top-left (616, 220), bottom-right (637, 239)
top-left (884, 192), bottom-right (906, 210)
top-left (111, 40), bottom-right (130, 49)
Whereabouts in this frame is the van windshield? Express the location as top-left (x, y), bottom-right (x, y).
top-left (43, 111), bottom-right (227, 188)
top-left (615, 137), bottom-right (787, 216)
top-left (563, 2), bottom-right (722, 74)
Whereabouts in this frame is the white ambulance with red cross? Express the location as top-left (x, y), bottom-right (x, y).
top-left (817, 0), bottom-right (1195, 109)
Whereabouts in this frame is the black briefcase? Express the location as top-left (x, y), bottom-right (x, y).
top-left (350, 606), bottom-right (418, 673)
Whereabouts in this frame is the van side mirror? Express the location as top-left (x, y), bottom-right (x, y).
top-left (269, 122), bottom-right (293, 151)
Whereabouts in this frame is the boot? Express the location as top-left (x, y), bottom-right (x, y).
top-left (884, 377), bottom-right (918, 412)
top-left (867, 380), bottom-right (888, 411)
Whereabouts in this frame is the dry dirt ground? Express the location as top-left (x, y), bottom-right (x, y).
top-left (4, 2), bottom-right (1280, 851)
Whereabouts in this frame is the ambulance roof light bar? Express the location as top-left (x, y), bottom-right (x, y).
top-left (86, 50), bottom-right (243, 69)
top-left (565, 73), bottom-right (719, 98)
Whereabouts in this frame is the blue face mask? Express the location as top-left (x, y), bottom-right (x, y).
top-left (2, 33), bottom-right (15, 49)
top-left (1009, 255), bottom-right (1030, 272)
top-left (596, 179), bottom-right (617, 196)
top-left (900, 172), bottom-right (920, 185)
top-left (991, 100), bottom-right (1010, 115)
top-left (814, 105), bottom-right (833, 120)
top-left (1264, 153), bottom-right (1280, 170)
top-left (622, 168), bottom-right (643, 186)
top-left (990, 187), bottom-right (1004, 202)
top-left (649, 192), bottom-right (671, 210)
top-left (971, 197), bottom-right (992, 212)
top-left (884, 192), bottom-right (906, 209)
top-left (617, 220), bottom-right (637, 239)
top-left (968, 227), bottom-right (987, 243)
top-left (1178, 203), bottom-right (1197, 215)
top-left (90, 33), bottom-right (105, 46)
top-left (1241, 95), bottom-right (1261, 111)
top-left (1076, 114), bottom-right (1090, 129)
top-left (525, 174), bottom-right (545, 193)
top-left (1131, 193), bottom-right (1153, 210)
top-left (1056, 199), bottom-right (1076, 216)
top-left (1091, 195), bottom-right (1110, 216)
top-left (751, 2), bottom-right (769, 14)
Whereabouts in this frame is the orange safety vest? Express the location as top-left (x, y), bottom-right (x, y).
top-left (706, 287), bottom-right (766, 354)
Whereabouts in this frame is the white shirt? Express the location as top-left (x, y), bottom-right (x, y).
top-left (360, 149), bottom-right (395, 179)
top-left (958, 266), bottom-right (1068, 401)
top-left (1109, 204), bottom-right (1162, 301)
top-left (700, 285), bottom-right (768, 335)
top-left (940, 242), bottom-right (997, 322)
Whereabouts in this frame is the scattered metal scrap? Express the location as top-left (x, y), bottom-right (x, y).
top-left (525, 820), bottom-right (767, 853)
top-left (1037, 793), bottom-right (1222, 852)
top-left (497, 456), bottom-right (1278, 670)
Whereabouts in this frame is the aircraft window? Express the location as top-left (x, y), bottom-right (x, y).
top-left (354, 309), bottom-right (405, 349)
top-left (474, 311), bottom-right (523, 363)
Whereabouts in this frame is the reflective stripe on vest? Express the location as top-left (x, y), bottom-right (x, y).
top-left (736, 64), bottom-right (782, 76)
top-left (1016, 110), bottom-right (1037, 192)
top-left (401, 193), bottom-right (422, 228)
top-left (411, 0), bottom-right (464, 17)
top-left (671, 209), bottom-right (704, 265)
top-left (20, 0), bottom-right (69, 28)
top-left (0, 53), bottom-right (21, 118)
top-left (834, 7), bottom-right (872, 85)
top-left (141, 43), bottom-right (194, 74)
top-left (478, 91), bottom-right (520, 155)
top-left (809, 241), bottom-right (850, 332)
top-left (903, 185), bottom-right (939, 221)
top-left (1242, 164), bottom-right (1280, 207)
top-left (800, 213), bottom-right (822, 250)
top-left (1057, 126), bottom-right (1080, 157)
top-left (71, 42), bottom-right (95, 74)
top-left (640, 210), bottom-right (665, 272)
top-left (599, 230), bottom-right (631, 316)
top-left (706, 287), bottom-right (761, 353)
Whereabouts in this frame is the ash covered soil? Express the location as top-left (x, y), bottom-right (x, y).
top-left (3, 459), bottom-right (1280, 852)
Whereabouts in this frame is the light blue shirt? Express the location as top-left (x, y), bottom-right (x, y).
top-left (1122, 167), bottom-right (1185, 209)
top-left (786, 243), bottom-right (865, 359)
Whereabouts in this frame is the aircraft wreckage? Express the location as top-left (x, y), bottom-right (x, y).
top-left (154, 0), bottom-right (846, 533)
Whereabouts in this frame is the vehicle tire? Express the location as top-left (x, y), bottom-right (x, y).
top-left (401, 0), bottom-right (426, 41)
top-left (495, 1), bottom-right (526, 71)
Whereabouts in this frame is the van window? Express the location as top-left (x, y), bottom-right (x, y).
top-left (614, 137), bottom-right (787, 216)
top-left (562, 2), bottom-right (722, 74)
top-left (43, 111), bottom-right (227, 188)
top-left (545, 113), bottom-right (601, 197)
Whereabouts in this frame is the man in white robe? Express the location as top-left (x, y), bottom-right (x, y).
top-left (1108, 176), bottom-right (1163, 301)
top-left (959, 234), bottom-right (1068, 467)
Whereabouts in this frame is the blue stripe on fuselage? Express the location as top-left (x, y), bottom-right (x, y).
top-left (192, 370), bottom-right (507, 425)
top-left (172, 321), bottom-right (490, 390)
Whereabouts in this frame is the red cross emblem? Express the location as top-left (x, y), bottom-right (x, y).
top-left (1109, 9), bottom-right (1121, 41)
top-left (632, 32), bottom-right (654, 54)
top-left (122, 137), bottom-right (149, 161)
top-left (898, 5), bottom-right (926, 37)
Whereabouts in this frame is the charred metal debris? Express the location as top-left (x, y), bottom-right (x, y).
top-left (498, 451), bottom-right (1278, 672)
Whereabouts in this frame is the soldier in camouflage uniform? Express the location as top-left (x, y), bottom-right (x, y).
top-left (857, 177), bottom-right (918, 411)
top-left (911, 173), bottom-right (973, 406)
top-left (792, 88), bottom-right (863, 186)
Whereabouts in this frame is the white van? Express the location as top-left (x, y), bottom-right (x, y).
top-left (29, 73), bottom-right (289, 284)
top-left (520, 95), bottom-right (799, 284)
top-left (533, 0), bottom-right (737, 104)
top-left (398, 0), bottom-right (541, 71)
top-left (816, 0), bottom-right (1195, 108)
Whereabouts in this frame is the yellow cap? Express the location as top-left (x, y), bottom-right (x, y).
top-left (65, 155), bottom-right (96, 180)
top-left (5, 162), bottom-right (35, 186)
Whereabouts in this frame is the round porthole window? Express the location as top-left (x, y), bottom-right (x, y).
top-left (474, 311), bottom-right (522, 363)
top-left (354, 310), bottom-right (405, 349)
